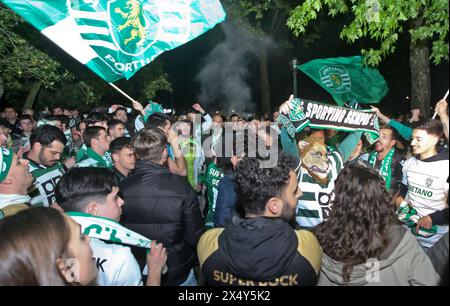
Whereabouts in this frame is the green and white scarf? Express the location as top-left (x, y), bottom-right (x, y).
top-left (67, 212), bottom-right (168, 274)
top-left (67, 212), bottom-right (151, 248)
top-left (397, 202), bottom-right (437, 238)
top-left (143, 101), bottom-right (164, 123)
top-left (76, 145), bottom-right (113, 168)
top-left (277, 98), bottom-right (380, 141)
top-left (369, 148), bottom-right (395, 190)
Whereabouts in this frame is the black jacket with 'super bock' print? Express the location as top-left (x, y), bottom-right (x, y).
top-left (197, 217), bottom-right (322, 286)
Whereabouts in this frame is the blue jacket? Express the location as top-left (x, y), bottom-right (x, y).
top-left (214, 175), bottom-right (238, 227)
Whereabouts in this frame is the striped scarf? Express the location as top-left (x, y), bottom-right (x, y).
top-left (67, 212), bottom-right (168, 274)
top-left (397, 202), bottom-right (437, 238)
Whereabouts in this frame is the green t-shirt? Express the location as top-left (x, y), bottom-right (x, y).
top-left (202, 162), bottom-right (224, 229)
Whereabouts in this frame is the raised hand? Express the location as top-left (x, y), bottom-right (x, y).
top-left (435, 99), bottom-right (448, 116)
top-left (370, 106), bottom-right (381, 117)
top-left (279, 94), bottom-right (295, 115)
top-left (110, 104), bottom-right (122, 112)
top-left (192, 103), bottom-right (205, 115)
top-left (131, 100), bottom-right (144, 115)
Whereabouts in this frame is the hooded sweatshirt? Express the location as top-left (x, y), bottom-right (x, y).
top-left (197, 216), bottom-right (323, 286)
top-left (318, 225), bottom-right (440, 286)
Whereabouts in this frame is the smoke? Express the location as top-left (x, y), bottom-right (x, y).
top-left (195, 22), bottom-right (259, 114)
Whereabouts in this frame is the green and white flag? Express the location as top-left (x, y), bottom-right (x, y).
top-left (297, 56), bottom-right (388, 106)
top-left (1, 0), bottom-right (226, 82)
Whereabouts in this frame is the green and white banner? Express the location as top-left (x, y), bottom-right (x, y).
top-left (278, 98), bottom-right (380, 141)
top-left (1, 0), bottom-right (226, 82)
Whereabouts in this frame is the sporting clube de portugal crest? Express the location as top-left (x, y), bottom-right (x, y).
top-left (319, 65), bottom-right (352, 94)
top-left (68, 0), bottom-right (191, 58)
top-left (66, 0), bottom-right (219, 80)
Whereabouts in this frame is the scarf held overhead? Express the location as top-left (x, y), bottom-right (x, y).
top-left (278, 98), bottom-right (380, 143)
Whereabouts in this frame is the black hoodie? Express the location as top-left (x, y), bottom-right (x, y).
top-left (197, 216), bottom-right (322, 286)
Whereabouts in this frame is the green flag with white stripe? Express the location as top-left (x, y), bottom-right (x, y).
top-left (1, 0), bottom-right (226, 82)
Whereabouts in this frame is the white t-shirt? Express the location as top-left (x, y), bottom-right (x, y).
top-left (402, 153), bottom-right (449, 217)
top-left (402, 151), bottom-right (449, 247)
top-left (90, 238), bottom-right (143, 286)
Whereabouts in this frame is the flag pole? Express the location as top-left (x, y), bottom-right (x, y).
top-left (290, 59), bottom-right (298, 98)
top-left (432, 89), bottom-right (449, 119)
top-left (108, 82), bottom-right (137, 104)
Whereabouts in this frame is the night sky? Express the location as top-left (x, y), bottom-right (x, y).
top-left (155, 22), bottom-right (449, 117)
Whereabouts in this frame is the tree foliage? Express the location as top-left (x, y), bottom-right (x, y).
top-left (0, 5), bottom-right (74, 90)
top-left (143, 72), bottom-right (172, 100)
top-left (223, 0), bottom-right (288, 36)
top-left (287, 0), bottom-right (449, 66)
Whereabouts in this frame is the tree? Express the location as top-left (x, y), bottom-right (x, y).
top-left (287, 0), bottom-right (449, 117)
top-left (0, 74), bottom-right (3, 99)
top-left (0, 4), bottom-right (75, 108)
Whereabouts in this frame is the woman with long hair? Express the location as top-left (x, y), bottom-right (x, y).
top-left (0, 207), bottom-right (98, 286)
top-left (315, 164), bottom-right (439, 286)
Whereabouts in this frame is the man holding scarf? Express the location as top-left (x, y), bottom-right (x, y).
top-left (397, 120), bottom-right (449, 248)
top-left (0, 148), bottom-right (34, 219)
top-left (56, 167), bottom-right (167, 286)
top-left (361, 126), bottom-right (405, 196)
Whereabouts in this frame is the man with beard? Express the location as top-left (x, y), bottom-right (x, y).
top-left (360, 126), bottom-right (405, 196)
top-left (197, 154), bottom-right (322, 286)
top-left (397, 120), bottom-right (449, 248)
top-left (23, 125), bottom-right (67, 207)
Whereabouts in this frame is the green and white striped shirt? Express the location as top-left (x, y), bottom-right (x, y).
top-left (296, 150), bottom-right (344, 228)
top-left (25, 157), bottom-right (66, 207)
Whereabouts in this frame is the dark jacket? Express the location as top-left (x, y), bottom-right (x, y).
top-left (111, 166), bottom-right (127, 183)
top-left (214, 175), bottom-right (238, 227)
top-left (120, 160), bottom-right (204, 285)
top-left (197, 217), bottom-right (323, 286)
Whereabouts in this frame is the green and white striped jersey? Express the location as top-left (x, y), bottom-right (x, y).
top-left (25, 158), bottom-right (66, 207)
top-left (296, 150), bottom-right (344, 228)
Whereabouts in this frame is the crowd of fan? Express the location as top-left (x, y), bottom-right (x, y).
top-left (0, 96), bottom-right (448, 286)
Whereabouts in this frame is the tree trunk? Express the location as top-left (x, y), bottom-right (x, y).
top-left (409, 18), bottom-right (431, 118)
top-left (0, 75), bottom-right (4, 99)
top-left (23, 81), bottom-right (42, 110)
top-left (259, 47), bottom-right (271, 114)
